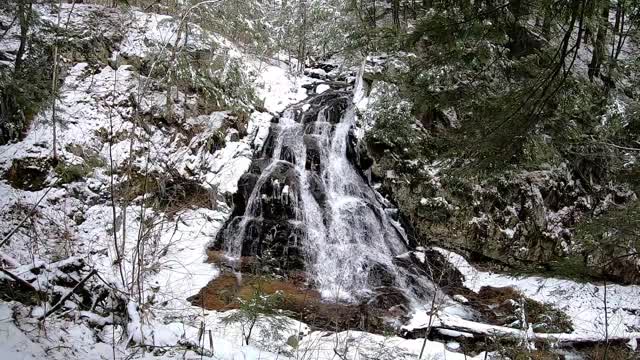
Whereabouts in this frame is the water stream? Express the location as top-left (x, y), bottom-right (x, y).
top-left (217, 87), bottom-right (437, 304)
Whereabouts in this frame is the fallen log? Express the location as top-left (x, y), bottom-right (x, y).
top-left (12, 256), bottom-right (85, 282)
top-left (39, 269), bottom-right (97, 320)
top-left (428, 314), bottom-right (640, 346)
top-left (0, 267), bottom-right (38, 292)
top-left (321, 81), bottom-right (352, 88)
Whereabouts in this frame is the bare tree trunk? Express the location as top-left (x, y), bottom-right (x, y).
top-left (165, 20), bottom-right (184, 119)
top-left (14, 0), bottom-right (32, 73)
top-left (245, 318), bottom-right (256, 345)
top-left (588, 2), bottom-right (609, 81)
top-left (611, 1), bottom-right (628, 62)
top-left (418, 292), bottom-right (438, 359)
top-left (297, 0), bottom-right (307, 72)
top-left (461, 0), bottom-right (473, 20)
top-left (108, 65), bottom-right (126, 289)
top-left (542, 7), bottom-right (552, 39)
top-left (392, 0), bottom-right (400, 31)
top-left (50, 0), bottom-right (64, 162)
top-left (368, 0), bottom-right (377, 28)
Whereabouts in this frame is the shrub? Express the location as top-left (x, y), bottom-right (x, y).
top-left (54, 162), bottom-right (91, 184)
top-left (54, 148), bottom-right (105, 184)
top-left (221, 288), bottom-right (292, 346)
top-left (364, 82), bottom-right (425, 158)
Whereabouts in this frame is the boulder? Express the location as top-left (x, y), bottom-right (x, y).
top-left (4, 157), bottom-right (52, 191)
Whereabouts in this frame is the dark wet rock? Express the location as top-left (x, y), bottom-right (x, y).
top-left (297, 93), bottom-right (350, 124)
top-left (394, 249), bottom-right (464, 291)
top-left (304, 136), bottom-right (323, 172)
top-left (281, 146), bottom-right (296, 164)
top-left (322, 97), bottom-right (349, 124)
top-left (4, 157), bottom-right (53, 191)
top-left (367, 263), bottom-right (396, 287)
top-left (355, 140), bottom-right (374, 172)
top-left (306, 172), bottom-right (326, 206)
top-left (232, 157), bottom-right (298, 220)
top-left (301, 83), bottom-right (316, 92)
top-left (367, 286), bottom-right (411, 315)
top-left (305, 147), bottom-right (321, 172)
top-left (213, 158), bottom-right (306, 273)
top-left (310, 62), bottom-right (337, 74)
top-left (241, 219), bottom-right (304, 262)
top-left (260, 131), bottom-right (278, 158)
top-left (231, 173), bottom-right (259, 216)
top-left (345, 127), bottom-right (359, 167)
top-left (211, 218), bottom-right (306, 274)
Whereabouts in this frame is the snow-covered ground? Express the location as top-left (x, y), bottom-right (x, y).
top-left (403, 247), bottom-right (640, 348)
top-left (2, 298), bottom-right (493, 360)
top-left (0, 5), bottom-right (305, 360)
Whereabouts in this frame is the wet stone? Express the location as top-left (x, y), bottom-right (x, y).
top-left (281, 146), bottom-right (296, 164)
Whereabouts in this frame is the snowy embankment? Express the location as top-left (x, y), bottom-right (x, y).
top-left (0, 4), bottom-right (296, 359)
top-left (403, 248), bottom-right (640, 349)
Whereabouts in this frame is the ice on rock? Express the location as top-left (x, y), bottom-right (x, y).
top-left (453, 294), bottom-right (469, 304)
top-left (316, 84), bottom-right (331, 93)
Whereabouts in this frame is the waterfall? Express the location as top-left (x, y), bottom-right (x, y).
top-left (216, 89), bottom-right (437, 304)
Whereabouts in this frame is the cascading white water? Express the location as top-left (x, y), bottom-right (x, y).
top-left (221, 89), bottom-right (438, 304)
top-left (224, 110), bottom-right (305, 259)
top-left (305, 106), bottom-right (407, 302)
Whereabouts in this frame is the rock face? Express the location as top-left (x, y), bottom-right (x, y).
top-left (210, 89), bottom-right (414, 303)
top-left (388, 163), bottom-right (638, 282)
top-left (355, 55), bottom-right (639, 284)
top-left (4, 157), bottom-right (53, 191)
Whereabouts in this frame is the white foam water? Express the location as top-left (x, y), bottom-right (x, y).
top-left (224, 91), bottom-right (437, 304)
